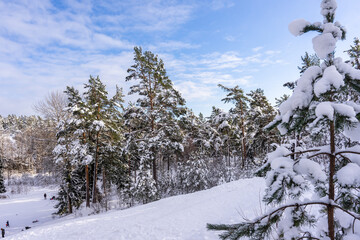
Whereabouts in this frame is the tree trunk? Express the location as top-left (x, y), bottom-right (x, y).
top-left (67, 193), bottom-right (73, 214)
top-left (240, 101), bottom-right (246, 168)
top-left (103, 167), bottom-right (107, 211)
top-left (92, 132), bottom-right (100, 204)
top-left (67, 163), bottom-right (73, 214)
top-left (85, 165), bottom-right (90, 207)
top-left (167, 156), bottom-right (170, 172)
top-left (82, 132), bottom-right (90, 208)
top-left (328, 121), bottom-right (335, 240)
top-left (153, 157), bottom-right (157, 183)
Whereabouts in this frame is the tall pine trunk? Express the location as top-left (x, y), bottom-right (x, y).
top-left (102, 167), bottom-right (107, 211)
top-left (83, 133), bottom-right (90, 208)
top-left (240, 101), bottom-right (246, 168)
top-left (328, 121), bottom-right (335, 240)
top-left (85, 165), bottom-right (90, 207)
top-left (92, 131), bottom-right (100, 204)
top-left (66, 161), bottom-right (73, 214)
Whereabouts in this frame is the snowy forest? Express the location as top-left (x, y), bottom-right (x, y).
top-left (1, 0), bottom-right (360, 239)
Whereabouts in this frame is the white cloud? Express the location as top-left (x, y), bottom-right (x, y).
top-left (148, 41), bottom-right (200, 52)
top-left (210, 0), bottom-right (235, 10)
top-left (174, 81), bottom-right (214, 100)
top-left (252, 46), bottom-right (263, 52)
top-left (96, 0), bottom-right (195, 32)
top-left (225, 35), bottom-right (236, 42)
top-left (265, 50), bottom-right (281, 55)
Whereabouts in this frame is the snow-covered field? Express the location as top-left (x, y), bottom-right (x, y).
top-left (2, 178), bottom-right (265, 240)
top-left (0, 186), bottom-right (58, 237)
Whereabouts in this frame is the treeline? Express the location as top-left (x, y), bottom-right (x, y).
top-left (0, 115), bottom-right (57, 177)
top-left (52, 47), bottom-right (280, 214)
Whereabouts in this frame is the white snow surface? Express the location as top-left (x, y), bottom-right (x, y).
top-left (0, 187), bottom-right (58, 236)
top-left (4, 178), bottom-right (265, 240)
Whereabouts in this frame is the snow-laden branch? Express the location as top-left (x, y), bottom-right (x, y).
top-left (246, 200), bottom-right (360, 235)
top-left (283, 148), bottom-right (360, 159)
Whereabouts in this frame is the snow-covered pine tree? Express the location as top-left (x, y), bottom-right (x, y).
top-left (177, 152), bottom-right (209, 194)
top-left (125, 47), bottom-right (186, 185)
top-left (208, 1), bottom-right (360, 239)
top-left (284, 52), bottom-right (320, 90)
top-left (74, 77), bottom-right (127, 207)
top-left (55, 77), bottom-right (127, 212)
top-left (131, 142), bottom-right (158, 204)
top-left (82, 76), bottom-right (109, 205)
top-left (345, 37), bottom-right (360, 70)
top-left (345, 38), bottom-right (360, 103)
top-left (53, 118), bottom-right (85, 215)
top-left (298, 52), bottom-right (321, 75)
top-left (218, 84), bottom-right (249, 168)
top-left (246, 89), bottom-right (279, 162)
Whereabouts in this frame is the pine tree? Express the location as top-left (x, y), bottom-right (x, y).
top-left (177, 152), bottom-right (209, 194)
top-left (218, 84), bottom-right (249, 168)
top-left (246, 89), bottom-right (279, 162)
top-left (345, 37), bottom-right (360, 70)
top-left (53, 119), bottom-right (85, 215)
top-left (55, 76), bottom-right (127, 213)
top-left (284, 52), bottom-right (320, 90)
top-left (208, 1), bottom-right (360, 239)
top-left (125, 46), bottom-right (186, 185)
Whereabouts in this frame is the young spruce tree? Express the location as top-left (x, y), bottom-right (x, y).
top-left (208, 1), bottom-right (360, 239)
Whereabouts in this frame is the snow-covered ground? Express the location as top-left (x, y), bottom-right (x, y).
top-left (2, 178), bottom-right (265, 240)
top-left (0, 186), bottom-right (58, 237)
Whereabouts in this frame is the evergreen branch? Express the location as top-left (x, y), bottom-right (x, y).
top-left (307, 152), bottom-right (332, 158)
top-left (208, 201), bottom-right (360, 240)
top-left (335, 151), bottom-right (360, 156)
top-left (284, 149), bottom-right (360, 161)
top-left (302, 25), bottom-right (323, 34)
top-left (297, 236), bottom-right (320, 240)
top-left (283, 149), bottom-right (321, 158)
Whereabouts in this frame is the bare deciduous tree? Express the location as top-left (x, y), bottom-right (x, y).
top-left (33, 91), bottom-right (69, 124)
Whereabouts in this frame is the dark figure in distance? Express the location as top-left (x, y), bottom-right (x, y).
top-left (44, 193), bottom-right (47, 200)
top-left (5, 221), bottom-right (8, 227)
top-left (1, 228), bottom-right (5, 238)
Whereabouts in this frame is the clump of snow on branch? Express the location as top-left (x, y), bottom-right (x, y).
top-left (288, 19), bottom-right (310, 36)
top-left (314, 65), bottom-right (343, 96)
top-left (312, 33), bottom-right (337, 59)
top-left (334, 57), bottom-right (360, 79)
top-left (315, 102), bottom-right (334, 120)
top-left (294, 158), bottom-right (327, 182)
top-left (336, 163), bottom-right (360, 187)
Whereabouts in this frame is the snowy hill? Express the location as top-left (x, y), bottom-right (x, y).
top-left (5, 178), bottom-right (265, 240)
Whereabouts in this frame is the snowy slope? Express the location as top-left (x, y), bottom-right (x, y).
top-left (6, 178), bottom-right (265, 240)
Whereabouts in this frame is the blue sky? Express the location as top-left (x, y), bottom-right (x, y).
top-left (1, 0), bottom-right (360, 117)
